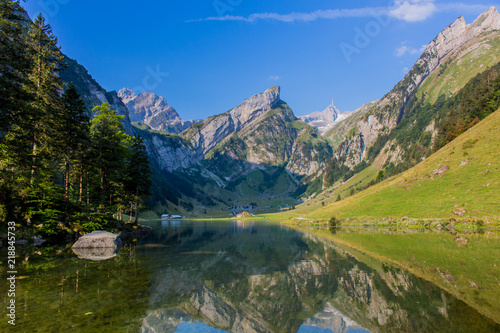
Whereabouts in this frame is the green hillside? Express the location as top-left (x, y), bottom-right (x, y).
top-left (301, 108), bottom-right (500, 221)
top-left (417, 34), bottom-right (500, 103)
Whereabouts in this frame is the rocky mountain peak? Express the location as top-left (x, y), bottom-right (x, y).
top-left (134, 91), bottom-right (170, 111)
top-left (423, 16), bottom-right (467, 61)
top-left (182, 86), bottom-right (285, 156)
top-left (299, 104), bottom-right (347, 135)
top-left (117, 88), bottom-right (137, 104)
top-left (237, 85), bottom-right (281, 114)
top-left (424, 7), bottom-right (500, 63)
top-left (118, 88), bottom-right (184, 131)
top-left (468, 6), bottom-right (500, 32)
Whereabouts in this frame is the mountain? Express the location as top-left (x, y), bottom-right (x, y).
top-left (181, 86), bottom-right (332, 177)
top-left (118, 88), bottom-right (202, 133)
top-left (323, 6), bottom-right (500, 176)
top-left (310, 107), bottom-right (500, 220)
top-left (182, 86), bottom-right (281, 156)
top-left (56, 6), bottom-right (500, 214)
top-left (142, 86), bottom-right (332, 176)
top-left (59, 58), bottom-right (135, 135)
top-left (134, 86), bottom-right (333, 211)
top-left (299, 104), bottom-right (350, 135)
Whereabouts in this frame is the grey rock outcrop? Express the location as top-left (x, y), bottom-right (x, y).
top-left (72, 247), bottom-right (120, 261)
top-left (118, 88), bottom-right (202, 133)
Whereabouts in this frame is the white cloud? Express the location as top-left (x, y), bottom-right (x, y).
top-left (269, 75), bottom-right (280, 81)
top-left (395, 44), bottom-right (419, 57)
top-left (389, 0), bottom-right (437, 22)
top-left (189, 7), bottom-right (388, 23)
top-left (189, 2), bottom-right (493, 24)
top-left (395, 41), bottom-right (429, 57)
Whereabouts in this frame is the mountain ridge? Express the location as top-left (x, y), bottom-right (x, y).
top-left (324, 6), bottom-right (500, 171)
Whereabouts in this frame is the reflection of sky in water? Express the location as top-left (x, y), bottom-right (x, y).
top-left (175, 322), bottom-right (227, 332)
top-left (346, 329), bottom-right (371, 333)
top-left (161, 220), bottom-right (182, 228)
top-left (174, 323), bottom-right (371, 333)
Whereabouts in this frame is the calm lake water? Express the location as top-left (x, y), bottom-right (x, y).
top-left (1, 220), bottom-right (499, 332)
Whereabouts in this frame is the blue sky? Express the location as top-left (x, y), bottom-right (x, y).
top-left (21, 0), bottom-right (499, 120)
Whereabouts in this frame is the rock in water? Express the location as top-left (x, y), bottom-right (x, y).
top-left (72, 247), bottom-right (120, 261)
top-left (72, 231), bottom-right (123, 249)
top-left (72, 231), bottom-right (123, 261)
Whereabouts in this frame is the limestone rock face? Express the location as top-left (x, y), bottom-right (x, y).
top-left (336, 134), bottom-right (366, 168)
top-left (147, 135), bottom-right (196, 172)
top-left (118, 88), bottom-right (202, 133)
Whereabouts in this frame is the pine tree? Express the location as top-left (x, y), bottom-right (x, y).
top-left (126, 136), bottom-right (152, 225)
top-left (57, 83), bottom-right (89, 199)
top-left (0, 0), bottom-right (32, 131)
top-left (89, 103), bottom-right (132, 211)
top-left (25, 13), bottom-right (65, 184)
top-left (0, 0), bottom-right (33, 219)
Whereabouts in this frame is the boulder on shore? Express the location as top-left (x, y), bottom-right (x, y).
top-left (72, 231), bottom-right (123, 249)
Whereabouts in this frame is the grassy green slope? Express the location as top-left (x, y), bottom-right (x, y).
top-left (417, 34), bottom-right (500, 103)
top-left (305, 108), bottom-right (500, 220)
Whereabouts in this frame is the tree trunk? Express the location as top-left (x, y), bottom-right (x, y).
top-left (86, 173), bottom-right (90, 206)
top-left (64, 158), bottom-right (70, 200)
top-left (129, 203), bottom-right (133, 222)
top-left (134, 186), bottom-right (139, 225)
top-left (30, 136), bottom-right (37, 184)
top-left (78, 166), bottom-right (83, 204)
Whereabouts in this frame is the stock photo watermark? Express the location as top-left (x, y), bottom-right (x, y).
top-left (213, 0), bottom-right (243, 17)
top-left (6, 221), bottom-right (17, 326)
top-left (131, 65), bottom-right (169, 95)
top-left (340, 10), bottom-right (392, 64)
top-left (38, 0), bottom-right (70, 18)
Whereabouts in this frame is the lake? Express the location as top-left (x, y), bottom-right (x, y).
top-left (1, 220), bottom-right (499, 332)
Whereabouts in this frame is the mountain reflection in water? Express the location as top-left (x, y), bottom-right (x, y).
top-left (138, 220), bottom-right (498, 333)
top-left (2, 220), bottom-right (498, 332)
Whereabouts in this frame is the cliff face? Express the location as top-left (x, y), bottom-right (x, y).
top-left (118, 88), bottom-right (202, 133)
top-left (202, 99), bottom-right (332, 179)
top-left (330, 6), bottom-right (500, 168)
